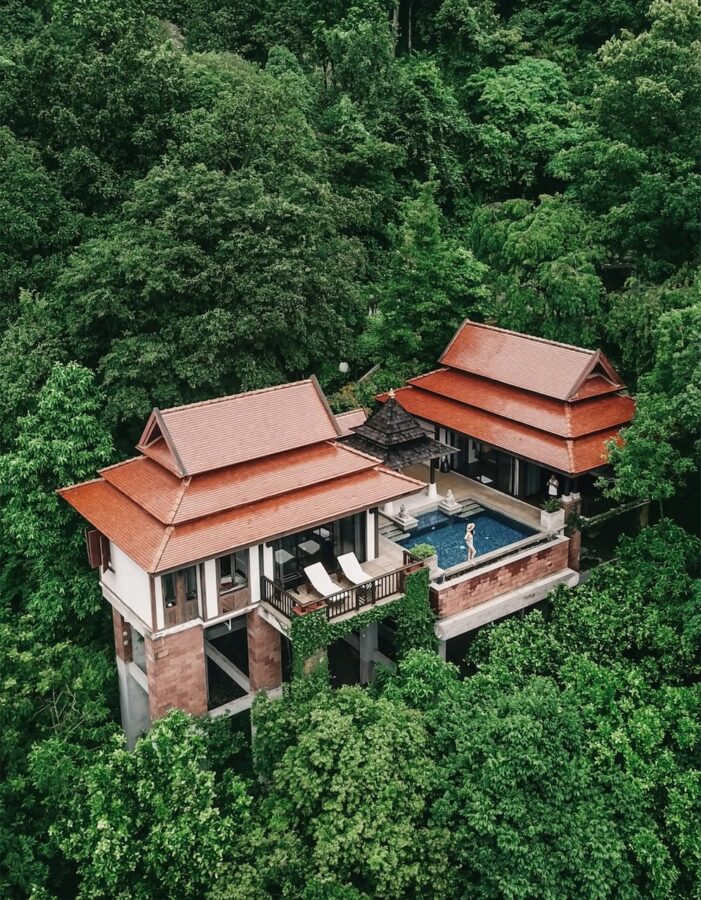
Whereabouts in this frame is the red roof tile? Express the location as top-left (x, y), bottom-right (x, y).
top-left (408, 369), bottom-right (633, 438)
top-left (60, 465), bottom-right (423, 573)
top-left (440, 320), bottom-right (623, 401)
top-left (157, 468), bottom-right (422, 572)
top-left (137, 378), bottom-right (341, 476)
top-left (390, 386), bottom-right (621, 475)
top-left (99, 442), bottom-right (379, 526)
top-left (335, 408), bottom-right (368, 436)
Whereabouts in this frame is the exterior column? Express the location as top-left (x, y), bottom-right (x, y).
top-left (145, 625), bottom-right (207, 720)
top-left (427, 459), bottom-right (438, 499)
top-left (560, 492), bottom-right (582, 572)
top-left (359, 623), bottom-right (379, 684)
top-left (113, 608), bottom-right (149, 746)
top-left (247, 608), bottom-right (283, 691)
top-left (438, 638), bottom-right (447, 661)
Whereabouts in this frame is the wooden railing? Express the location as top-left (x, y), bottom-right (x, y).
top-left (261, 577), bottom-right (297, 620)
top-left (261, 562), bottom-right (422, 623)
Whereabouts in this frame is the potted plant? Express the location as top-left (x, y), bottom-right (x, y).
top-left (409, 542), bottom-right (439, 573)
top-left (540, 498), bottom-right (565, 532)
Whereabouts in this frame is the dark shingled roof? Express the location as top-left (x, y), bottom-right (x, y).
top-left (341, 396), bottom-right (455, 470)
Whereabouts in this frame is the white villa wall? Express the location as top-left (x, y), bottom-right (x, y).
top-left (101, 543), bottom-right (152, 628)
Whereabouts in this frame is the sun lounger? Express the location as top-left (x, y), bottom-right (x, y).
top-left (304, 563), bottom-right (340, 599)
top-left (337, 552), bottom-right (372, 586)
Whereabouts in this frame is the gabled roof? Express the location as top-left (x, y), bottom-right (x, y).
top-left (335, 408), bottom-right (367, 436)
top-left (137, 378), bottom-right (341, 476)
top-left (440, 320), bottom-right (623, 401)
top-left (387, 386), bottom-right (622, 475)
top-left (408, 369), bottom-right (634, 439)
top-left (99, 442), bottom-right (379, 526)
top-left (60, 456), bottom-right (423, 573)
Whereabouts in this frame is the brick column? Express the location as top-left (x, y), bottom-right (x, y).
top-left (145, 626), bottom-right (207, 721)
top-left (247, 609), bottom-right (283, 691)
top-left (112, 607), bottom-right (133, 663)
top-left (560, 492), bottom-right (582, 572)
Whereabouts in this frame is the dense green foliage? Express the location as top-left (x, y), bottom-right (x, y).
top-left (13, 524), bottom-right (697, 897)
top-left (0, 0), bottom-right (699, 896)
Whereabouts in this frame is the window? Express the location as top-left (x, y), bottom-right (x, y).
top-left (218, 550), bottom-right (249, 593)
top-left (86, 529), bottom-right (112, 572)
top-left (161, 566), bottom-right (199, 610)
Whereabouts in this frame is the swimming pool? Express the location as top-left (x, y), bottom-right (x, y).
top-left (399, 508), bottom-right (536, 569)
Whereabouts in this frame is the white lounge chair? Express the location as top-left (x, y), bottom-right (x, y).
top-left (337, 552), bottom-right (372, 586)
top-left (304, 563), bottom-right (340, 599)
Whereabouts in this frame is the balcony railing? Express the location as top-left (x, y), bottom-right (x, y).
top-left (261, 560), bottom-right (421, 623)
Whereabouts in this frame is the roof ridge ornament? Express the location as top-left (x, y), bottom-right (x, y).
top-left (388, 387), bottom-right (396, 399)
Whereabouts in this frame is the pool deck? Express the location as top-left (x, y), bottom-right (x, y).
top-left (400, 464), bottom-right (542, 530)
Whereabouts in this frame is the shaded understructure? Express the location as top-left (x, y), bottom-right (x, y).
top-left (342, 391), bottom-right (455, 484)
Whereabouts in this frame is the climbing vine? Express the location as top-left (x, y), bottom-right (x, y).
top-left (289, 569), bottom-right (436, 677)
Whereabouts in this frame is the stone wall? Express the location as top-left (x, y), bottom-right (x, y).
top-left (431, 538), bottom-right (570, 619)
top-left (145, 625), bottom-right (207, 720)
top-left (247, 608), bottom-right (283, 691)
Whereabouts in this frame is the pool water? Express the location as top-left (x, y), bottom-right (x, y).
top-left (399, 508), bottom-right (535, 569)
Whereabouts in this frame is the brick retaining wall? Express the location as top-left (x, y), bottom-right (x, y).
top-left (431, 538), bottom-right (570, 620)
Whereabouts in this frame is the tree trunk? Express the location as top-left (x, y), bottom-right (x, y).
top-left (408, 0), bottom-right (413, 52)
top-left (392, 2), bottom-right (399, 54)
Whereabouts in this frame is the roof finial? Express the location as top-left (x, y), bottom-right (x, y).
top-left (388, 387), bottom-right (396, 399)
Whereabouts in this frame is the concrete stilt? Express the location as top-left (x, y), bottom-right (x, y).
top-left (359, 623), bottom-right (379, 684)
top-left (116, 657), bottom-right (150, 748)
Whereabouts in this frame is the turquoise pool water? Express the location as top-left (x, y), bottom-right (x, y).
top-left (399, 508), bottom-right (535, 569)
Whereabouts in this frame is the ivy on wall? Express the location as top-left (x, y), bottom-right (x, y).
top-left (289, 568), bottom-right (436, 676)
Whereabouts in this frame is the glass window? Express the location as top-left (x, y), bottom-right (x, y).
top-left (163, 572), bottom-right (176, 607)
top-left (218, 551), bottom-right (248, 592)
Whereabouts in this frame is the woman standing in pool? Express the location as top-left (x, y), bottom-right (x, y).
top-left (465, 522), bottom-right (476, 562)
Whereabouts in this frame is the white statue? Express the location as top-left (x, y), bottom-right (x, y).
top-left (465, 522), bottom-right (476, 562)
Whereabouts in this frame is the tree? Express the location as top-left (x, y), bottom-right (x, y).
top-left (606, 304), bottom-right (701, 512)
top-left (252, 680), bottom-right (448, 898)
top-left (373, 180), bottom-right (489, 368)
top-left (0, 363), bottom-right (114, 629)
top-left (0, 128), bottom-right (81, 325)
top-left (466, 58), bottom-right (582, 198)
top-left (553, 0), bottom-right (701, 277)
top-left (51, 711), bottom-right (262, 899)
top-left (0, 613), bottom-right (116, 896)
top-left (471, 195), bottom-right (605, 346)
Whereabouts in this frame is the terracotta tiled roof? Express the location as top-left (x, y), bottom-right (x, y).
top-left (137, 378), bottom-right (341, 476)
top-left (440, 320), bottom-right (623, 401)
top-left (408, 369), bottom-right (634, 438)
top-left (59, 479), bottom-right (170, 572)
top-left (100, 442), bottom-right (379, 526)
top-left (156, 468), bottom-right (422, 572)
top-left (389, 386), bottom-right (622, 475)
top-left (60, 465), bottom-right (423, 573)
top-left (335, 408), bottom-right (367, 436)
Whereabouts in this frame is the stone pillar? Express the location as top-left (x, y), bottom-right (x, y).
top-left (145, 625), bottom-right (207, 721)
top-left (560, 492), bottom-right (582, 572)
top-left (247, 609), bottom-right (283, 692)
top-left (438, 638), bottom-right (447, 661)
top-left (359, 623), bottom-right (379, 684)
